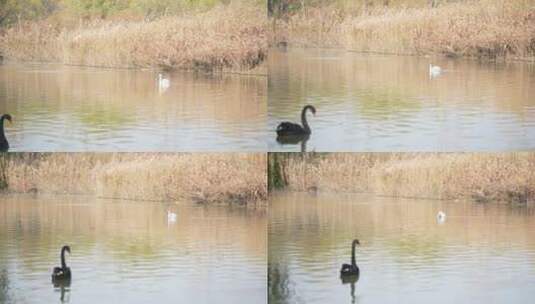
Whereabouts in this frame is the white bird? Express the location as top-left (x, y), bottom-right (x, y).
top-left (158, 73), bottom-right (170, 92)
top-left (429, 64), bottom-right (442, 78)
top-left (167, 210), bottom-right (177, 223)
top-left (436, 211), bottom-right (446, 223)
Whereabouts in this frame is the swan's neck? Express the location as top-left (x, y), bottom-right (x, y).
top-left (301, 108), bottom-right (310, 133)
top-left (61, 248), bottom-right (67, 269)
top-left (351, 243), bottom-right (356, 267)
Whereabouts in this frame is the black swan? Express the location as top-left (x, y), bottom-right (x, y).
top-left (0, 114), bottom-right (12, 152)
top-left (340, 239), bottom-right (360, 277)
top-left (276, 105), bottom-right (316, 137)
top-left (52, 245), bottom-right (71, 282)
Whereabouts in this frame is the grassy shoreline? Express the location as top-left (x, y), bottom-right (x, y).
top-left (0, 3), bottom-right (267, 72)
top-left (0, 153), bottom-right (267, 206)
top-left (268, 153), bottom-right (535, 204)
top-left (271, 0), bottom-right (535, 61)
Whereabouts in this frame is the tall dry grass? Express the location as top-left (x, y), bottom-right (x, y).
top-left (0, 3), bottom-right (267, 71)
top-left (1, 153), bottom-right (267, 205)
top-left (275, 153), bottom-right (535, 204)
top-left (273, 0), bottom-right (535, 60)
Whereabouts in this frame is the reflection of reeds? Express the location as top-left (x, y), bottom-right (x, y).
top-left (0, 3), bottom-right (267, 71)
top-left (2, 153), bottom-right (267, 205)
top-left (0, 155), bottom-right (8, 190)
top-left (0, 195), bottom-right (267, 262)
top-left (0, 65), bottom-right (266, 129)
top-left (269, 192), bottom-right (535, 259)
top-left (269, 48), bottom-right (535, 116)
top-left (272, 153), bottom-right (535, 204)
top-left (273, 1), bottom-right (535, 60)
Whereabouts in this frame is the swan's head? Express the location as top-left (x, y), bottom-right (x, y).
top-left (352, 239), bottom-right (360, 246)
top-left (304, 105), bottom-right (316, 115)
top-left (62, 245), bottom-right (71, 254)
top-left (2, 114), bottom-right (12, 123)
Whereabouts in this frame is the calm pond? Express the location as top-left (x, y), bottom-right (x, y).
top-left (269, 192), bottom-right (535, 304)
top-left (0, 64), bottom-right (266, 151)
top-left (0, 195), bottom-right (266, 303)
top-left (268, 48), bottom-right (535, 151)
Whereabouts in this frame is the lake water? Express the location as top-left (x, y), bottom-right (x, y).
top-left (268, 192), bottom-right (535, 304)
top-left (0, 64), bottom-right (266, 151)
top-left (268, 48), bottom-right (535, 151)
top-left (0, 194), bottom-right (266, 303)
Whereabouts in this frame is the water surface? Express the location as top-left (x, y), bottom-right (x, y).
top-left (0, 194), bottom-right (266, 303)
top-left (269, 192), bottom-right (535, 304)
top-left (268, 48), bottom-right (535, 151)
top-left (0, 64), bottom-right (266, 151)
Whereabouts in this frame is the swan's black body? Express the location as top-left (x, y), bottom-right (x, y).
top-left (0, 114), bottom-right (12, 152)
top-left (276, 105), bottom-right (316, 137)
top-left (340, 239), bottom-right (360, 277)
top-left (52, 245), bottom-right (71, 282)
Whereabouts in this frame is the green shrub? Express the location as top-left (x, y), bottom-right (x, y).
top-left (61, 0), bottom-right (130, 18)
top-left (0, 0), bottom-right (57, 26)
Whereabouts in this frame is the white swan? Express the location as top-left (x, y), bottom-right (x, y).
top-left (158, 73), bottom-right (170, 92)
top-left (436, 211), bottom-right (446, 223)
top-left (429, 64), bottom-right (442, 78)
top-left (167, 210), bottom-right (177, 222)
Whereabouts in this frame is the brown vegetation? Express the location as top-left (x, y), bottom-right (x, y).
top-left (1, 153), bottom-right (267, 205)
top-left (271, 153), bottom-right (535, 204)
top-left (0, 3), bottom-right (267, 71)
top-left (272, 0), bottom-right (535, 60)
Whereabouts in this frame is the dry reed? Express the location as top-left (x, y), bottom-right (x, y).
top-left (272, 0), bottom-right (535, 60)
top-left (1, 153), bottom-right (267, 205)
top-left (275, 153), bottom-right (535, 204)
top-left (0, 3), bottom-right (267, 71)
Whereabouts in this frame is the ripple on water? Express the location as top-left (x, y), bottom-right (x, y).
top-left (268, 48), bottom-right (535, 151)
top-left (0, 195), bottom-right (267, 304)
top-left (0, 64), bottom-right (267, 151)
top-left (269, 193), bottom-right (535, 304)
